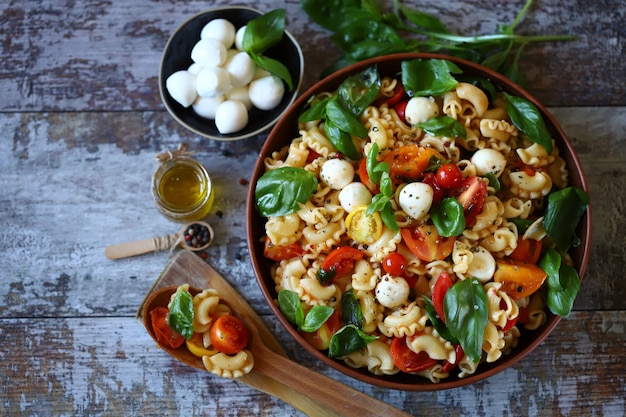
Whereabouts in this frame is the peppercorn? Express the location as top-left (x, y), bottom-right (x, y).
top-left (183, 223), bottom-right (212, 248)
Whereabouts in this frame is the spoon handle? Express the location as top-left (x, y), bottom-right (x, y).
top-left (104, 234), bottom-right (178, 259)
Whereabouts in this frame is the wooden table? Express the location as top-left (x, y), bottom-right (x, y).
top-left (1, 0), bottom-right (624, 415)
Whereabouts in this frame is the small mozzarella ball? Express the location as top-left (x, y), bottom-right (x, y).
top-left (249, 76), bottom-right (285, 110)
top-left (224, 51), bottom-right (256, 88)
top-left (196, 67), bottom-right (231, 97)
top-left (398, 182), bottom-right (434, 220)
top-left (404, 96), bottom-right (440, 125)
top-left (187, 63), bottom-right (203, 76)
top-left (192, 95), bottom-right (224, 119)
top-left (235, 25), bottom-right (247, 51)
top-left (320, 159), bottom-right (355, 190)
top-left (165, 70), bottom-right (197, 107)
top-left (226, 86), bottom-right (252, 110)
top-left (471, 148), bottom-right (508, 178)
top-left (191, 38), bottom-right (227, 68)
top-left (338, 182), bottom-right (373, 213)
top-left (215, 100), bottom-right (248, 134)
top-left (375, 275), bottom-right (410, 308)
top-left (466, 245), bottom-right (496, 282)
top-left (200, 18), bottom-right (236, 48)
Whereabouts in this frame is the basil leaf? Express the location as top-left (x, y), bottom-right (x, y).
top-left (400, 4), bottom-right (449, 34)
top-left (248, 52), bottom-right (293, 91)
top-left (323, 117), bottom-right (360, 160)
top-left (332, 20), bottom-right (405, 54)
top-left (543, 187), bottom-right (589, 252)
top-left (255, 167), bottom-right (318, 217)
top-left (242, 9), bottom-right (285, 54)
top-left (167, 287), bottom-right (194, 340)
top-left (416, 115), bottom-right (466, 138)
top-left (423, 297), bottom-right (459, 344)
top-left (316, 267), bottom-right (337, 284)
top-left (328, 324), bottom-right (377, 358)
top-left (366, 142), bottom-right (382, 183)
top-left (337, 66), bottom-right (381, 116)
top-left (401, 58), bottom-right (462, 96)
top-left (278, 290), bottom-right (305, 328)
top-left (299, 95), bottom-right (330, 123)
top-left (301, 305), bottom-right (335, 332)
top-left (484, 172), bottom-right (501, 192)
top-left (431, 198), bottom-right (466, 237)
top-left (539, 249), bottom-right (581, 317)
top-left (380, 204), bottom-right (399, 232)
top-left (326, 97), bottom-right (369, 138)
top-left (444, 278), bottom-right (488, 363)
top-left (341, 289), bottom-right (364, 328)
top-left (300, 0), bottom-right (363, 30)
top-left (504, 93), bottom-right (553, 154)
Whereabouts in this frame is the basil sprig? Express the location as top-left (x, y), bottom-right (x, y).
top-left (242, 9), bottom-right (293, 90)
top-left (341, 289), bottom-right (364, 328)
top-left (364, 143), bottom-right (399, 232)
top-left (504, 93), bottom-right (553, 154)
top-left (539, 249), bottom-right (581, 317)
top-left (278, 290), bottom-right (334, 333)
top-left (167, 287), bottom-right (195, 340)
top-left (401, 58), bottom-right (462, 96)
top-left (328, 325), bottom-right (377, 358)
top-left (430, 198), bottom-right (466, 237)
top-left (543, 187), bottom-right (589, 252)
top-left (255, 167), bottom-right (318, 217)
top-left (416, 115), bottom-right (466, 138)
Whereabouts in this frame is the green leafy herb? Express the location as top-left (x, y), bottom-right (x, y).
top-left (255, 167), bottom-right (318, 217)
top-left (316, 267), bottom-right (337, 284)
top-left (364, 143), bottom-right (399, 232)
top-left (539, 249), bottom-right (581, 317)
top-left (326, 96), bottom-right (369, 138)
top-left (504, 93), bottom-right (553, 154)
top-left (323, 117), bottom-right (360, 160)
top-left (401, 59), bottom-right (461, 96)
top-left (328, 324), bottom-right (378, 358)
top-left (484, 172), bottom-right (501, 192)
top-left (444, 278), bottom-right (488, 363)
top-left (278, 290), bottom-right (334, 332)
top-left (416, 115), bottom-right (466, 138)
top-left (543, 187), bottom-right (589, 252)
top-left (299, 95), bottom-right (331, 123)
top-left (337, 66), bottom-right (381, 116)
top-left (431, 198), bottom-right (466, 237)
top-left (167, 287), bottom-right (195, 340)
top-left (341, 289), bottom-right (364, 328)
top-left (423, 297), bottom-right (458, 344)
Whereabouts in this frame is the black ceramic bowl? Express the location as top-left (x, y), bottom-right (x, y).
top-left (159, 7), bottom-right (304, 141)
top-left (246, 53), bottom-right (592, 391)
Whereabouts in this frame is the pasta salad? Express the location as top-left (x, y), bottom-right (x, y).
top-left (254, 58), bottom-right (588, 382)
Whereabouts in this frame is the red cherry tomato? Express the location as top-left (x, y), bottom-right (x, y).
top-left (358, 158), bottom-right (380, 194)
top-left (386, 84), bottom-right (406, 107)
top-left (394, 100), bottom-right (409, 124)
top-left (421, 172), bottom-right (445, 204)
top-left (436, 163), bottom-right (463, 189)
top-left (382, 252), bottom-right (408, 276)
top-left (452, 175), bottom-right (488, 226)
top-left (209, 314), bottom-right (250, 355)
top-left (321, 246), bottom-right (364, 278)
top-left (401, 224), bottom-right (456, 262)
top-left (442, 344), bottom-right (464, 373)
top-left (390, 336), bottom-right (438, 373)
top-left (432, 272), bottom-right (454, 323)
top-left (499, 299), bottom-right (518, 331)
top-left (509, 236), bottom-right (543, 264)
top-left (263, 237), bottom-right (305, 261)
top-left (150, 307), bottom-right (185, 349)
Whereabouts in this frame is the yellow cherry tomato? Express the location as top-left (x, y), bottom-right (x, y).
top-left (345, 206), bottom-right (383, 244)
top-left (494, 260), bottom-right (547, 300)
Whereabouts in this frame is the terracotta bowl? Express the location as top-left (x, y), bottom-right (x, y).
top-left (159, 6), bottom-right (304, 141)
top-left (246, 53), bottom-right (591, 390)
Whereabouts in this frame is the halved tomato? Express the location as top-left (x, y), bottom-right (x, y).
top-left (390, 335), bottom-right (438, 373)
top-left (432, 271), bottom-right (454, 323)
top-left (509, 236), bottom-right (543, 264)
top-left (400, 224), bottom-right (456, 262)
top-left (452, 175), bottom-right (487, 226)
top-left (320, 246), bottom-right (364, 279)
top-left (494, 259), bottom-right (547, 300)
top-left (394, 100), bottom-right (409, 124)
top-left (301, 309), bottom-right (343, 351)
top-left (345, 206), bottom-right (383, 244)
top-left (442, 344), bottom-right (464, 373)
top-left (264, 237), bottom-right (305, 261)
top-left (150, 306), bottom-right (185, 349)
top-left (374, 83), bottom-right (405, 107)
top-left (358, 158), bottom-right (379, 194)
top-left (383, 145), bottom-right (443, 187)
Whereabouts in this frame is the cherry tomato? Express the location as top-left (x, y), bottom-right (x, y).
top-left (390, 336), bottom-right (438, 373)
top-left (436, 163), bottom-right (463, 189)
top-left (263, 237), bottom-right (305, 261)
top-left (321, 246), bottom-right (364, 278)
top-left (358, 158), bottom-right (379, 194)
top-left (345, 206), bottom-right (383, 244)
top-left (386, 84), bottom-right (406, 107)
top-left (494, 259), bottom-right (547, 300)
top-left (209, 314), bottom-right (250, 355)
top-left (432, 271), bottom-right (454, 323)
top-left (442, 344), bottom-right (464, 373)
top-left (394, 100), bottom-right (409, 124)
top-left (382, 252), bottom-right (408, 276)
top-left (498, 299), bottom-right (518, 331)
top-left (509, 236), bottom-right (543, 264)
top-left (452, 175), bottom-right (488, 226)
top-left (383, 145), bottom-right (443, 187)
top-left (306, 149), bottom-right (322, 163)
top-left (301, 309), bottom-right (343, 351)
top-left (517, 306), bottom-right (530, 324)
top-left (401, 224), bottom-right (456, 262)
top-left (421, 172), bottom-right (445, 204)
top-left (150, 306), bottom-right (185, 349)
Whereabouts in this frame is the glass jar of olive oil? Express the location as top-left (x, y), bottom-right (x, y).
top-left (152, 155), bottom-right (214, 222)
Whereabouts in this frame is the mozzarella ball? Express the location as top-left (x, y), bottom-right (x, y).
top-left (200, 19), bottom-right (236, 48)
top-left (192, 95), bottom-right (225, 119)
top-left (338, 182), bottom-right (373, 213)
top-left (165, 70), bottom-right (197, 107)
top-left (235, 25), bottom-right (247, 51)
top-left (191, 38), bottom-right (227, 68)
top-left (471, 148), bottom-right (508, 178)
top-left (196, 67), bottom-right (231, 97)
top-left (214, 100), bottom-right (248, 134)
top-left (466, 245), bottom-right (496, 282)
top-left (224, 52), bottom-right (256, 88)
top-left (187, 63), bottom-right (203, 76)
top-left (375, 275), bottom-right (410, 308)
top-left (248, 75), bottom-right (284, 110)
top-left (320, 159), bottom-right (355, 190)
top-left (398, 182), bottom-right (434, 220)
top-left (226, 86), bottom-right (252, 110)
top-left (404, 96), bottom-right (439, 125)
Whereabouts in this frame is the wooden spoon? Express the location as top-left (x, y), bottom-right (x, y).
top-left (105, 221), bottom-right (214, 259)
top-left (143, 284), bottom-right (412, 417)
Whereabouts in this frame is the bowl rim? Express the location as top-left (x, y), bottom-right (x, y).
top-left (158, 6), bottom-right (305, 141)
top-left (246, 52), bottom-right (592, 390)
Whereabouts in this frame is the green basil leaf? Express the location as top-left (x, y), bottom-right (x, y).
top-left (316, 267), bottom-right (337, 284)
top-left (342, 289), bottom-right (364, 328)
top-left (301, 305), bottom-right (335, 332)
top-left (400, 4), bottom-right (449, 34)
top-left (484, 172), bottom-right (501, 192)
top-left (278, 289), bottom-right (305, 328)
top-left (299, 95), bottom-right (330, 123)
top-left (504, 93), bottom-right (553, 154)
top-left (167, 287), bottom-right (194, 340)
top-left (366, 142), bottom-right (382, 183)
top-left (337, 66), bottom-right (381, 117)
top-left (423, 297), bottom-right (459, 344)
top-left (300, 0), bottom-right (364, 30)
top-left (543, 187), bottom-right (589, 252)
top-left (431, 198), bottom-right (466, 237)
top-left (248, 52), bottom-right (293, 91)
top-left (539, 249), bottom-right (581, 317)
top-left (380, 205), bottom-right (399, 232)
top-left (509, 218), bottom-right (534, 235)
top-left (401, 58), bottom-right (462, 97)
top-left (444, 278), bottom-right (488, 363)
top-left (416, 115), bottom-right (466, 138)
top-left (326, 97), bottom-right (369, 138)
top-left (328, 324), bottom-right (377, 358)
top-left (255, 167), bottom-right (318, 217)
top-left (332, 20), bottom-right (405, 53)
top-left (242, 9), bottom-right (285, 54)
top-left (323, 117), bottom-right (360, 160)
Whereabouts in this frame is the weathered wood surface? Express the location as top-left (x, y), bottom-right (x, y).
top-left (1, 0), bottom-right (625, 416)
